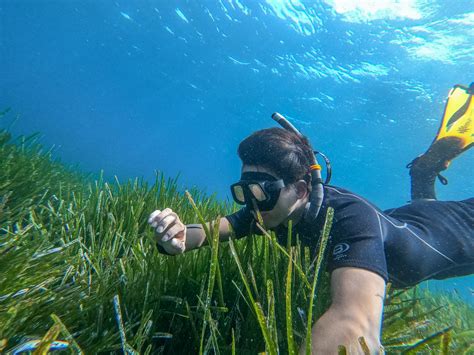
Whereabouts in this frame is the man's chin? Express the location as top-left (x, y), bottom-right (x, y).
top-left (252, 212), bottom-right (280, 229)
top-left (262, 218), bottom-right (280, 230)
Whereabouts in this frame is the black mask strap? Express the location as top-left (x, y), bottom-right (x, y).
top-left (240, 171), bottom-right (278, 181)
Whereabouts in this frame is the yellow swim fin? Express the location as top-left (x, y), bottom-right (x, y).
top-left (408, 83), bottom-right (473, 183)
top-left (433, 83), bottom-right (474, 152)
top-left (408, 83), bottom-right (473, 199)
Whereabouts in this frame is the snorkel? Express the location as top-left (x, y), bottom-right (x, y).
top-left (271, 112), bottom-right (331, 224)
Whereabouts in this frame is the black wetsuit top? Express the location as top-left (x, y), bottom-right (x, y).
top-left (225, 185), bottom-right (474, 288)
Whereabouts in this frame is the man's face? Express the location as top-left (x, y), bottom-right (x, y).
top-left (241, 165), bottom-right (309, 229)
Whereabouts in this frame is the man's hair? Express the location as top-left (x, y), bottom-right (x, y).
top-left (237, 127), bottom-right (315, 185)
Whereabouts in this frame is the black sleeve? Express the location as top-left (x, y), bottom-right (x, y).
top-left (326, 200), bottom-right (389, 283)
top-left (224, 206), bottom-right (264, 239)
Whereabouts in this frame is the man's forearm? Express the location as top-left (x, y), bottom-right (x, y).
top-left (184, 224), bottom-right (207, 250)
top-left (185, 217), bottom-right (233, 251)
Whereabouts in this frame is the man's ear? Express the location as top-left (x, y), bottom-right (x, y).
top-left (295, 180), bottom-right (309, 199)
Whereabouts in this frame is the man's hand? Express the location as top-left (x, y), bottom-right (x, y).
top-left (148, 208), bottom-right (187, 255)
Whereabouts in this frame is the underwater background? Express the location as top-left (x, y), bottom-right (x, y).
top-left (1, 0), bottom-right (473, 305)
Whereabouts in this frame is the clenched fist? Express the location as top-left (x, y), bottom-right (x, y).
top-left (148, 208), bottom-right (187, 255)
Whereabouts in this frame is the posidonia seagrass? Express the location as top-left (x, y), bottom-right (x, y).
top-left (1, 112), bottom-right (473, 354)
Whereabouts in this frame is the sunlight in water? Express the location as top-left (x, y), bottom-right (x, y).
top-left (325, 0), bottom-right (425, 22)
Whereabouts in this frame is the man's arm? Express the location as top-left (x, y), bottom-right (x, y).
top-left (299, 267), bottom-right (386, 354)
top-left (185, 217), bottom-right (234, 251)
top-left (150, 207), bottom-right (237, 255)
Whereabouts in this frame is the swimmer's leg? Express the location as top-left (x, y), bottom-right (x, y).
top-left (408, 137), bottom-right (466, 201)
top-left (409, 83), bottom-right (473, 201)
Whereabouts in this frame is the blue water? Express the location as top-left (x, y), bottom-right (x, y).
top-left (1, 1), bottom-right (473, 302)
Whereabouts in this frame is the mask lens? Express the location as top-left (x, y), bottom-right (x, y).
top-left (248, 184), bottom-right (267, 202)
top-left (232, 185), bottom-right (245, 204)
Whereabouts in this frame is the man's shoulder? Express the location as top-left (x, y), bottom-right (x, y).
top-left (297, 185), bottom-right (381, 237)
top-left (319, 185), bottom-right (385, 236)
top-left (323, 185), bottom-right (380, 212)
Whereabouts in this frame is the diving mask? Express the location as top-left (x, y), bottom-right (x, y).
top-left (230, 171), bottom-right (285, 211)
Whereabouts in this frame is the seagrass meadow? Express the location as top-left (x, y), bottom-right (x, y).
top-left (1, 116), bottom-right (473, 354)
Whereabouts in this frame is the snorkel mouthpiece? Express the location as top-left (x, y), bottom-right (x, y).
top-left (271, 112), bottom-right (327, 224)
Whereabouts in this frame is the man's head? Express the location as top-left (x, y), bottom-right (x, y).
top-left (232, 127), bottom-right (315, 228)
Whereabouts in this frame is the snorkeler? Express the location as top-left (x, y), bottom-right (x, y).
top-left (147, 83), bottom-right (474, 354)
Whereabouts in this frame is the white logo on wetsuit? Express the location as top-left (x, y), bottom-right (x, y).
top-left (333, 243), bottom-right (350, 255)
